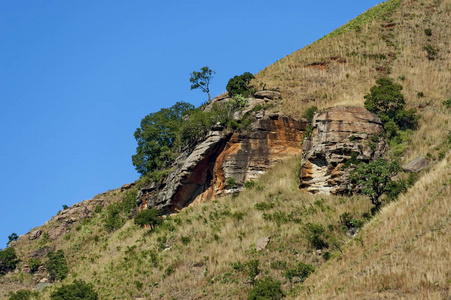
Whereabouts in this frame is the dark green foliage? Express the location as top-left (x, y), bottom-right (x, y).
top-left (225, 177), bottom-right (237, 188)
top-left (248, 276), bottom-right (284, 300)
top-left (233, 260), bottom-right (260, 284)
top-left (443, 98), bottom-right (451, 108)
top-left (339, 213), bottom-right (365, 231)
top-left (132, 101), bottom-right (195, 176)
top-left (423, 44), bottom-right (439, 60)
top-left (424, 28), bottom-right (432, 36)
top-left (302, 106), bottom-right (318, 123)
top-left (351, 158), bottom-right (401, 208)
top-left (7, 233), bottom-right (18, 246)
top-left (28, 258), bottom-right (41, 273)
top-left (104, 202), bottom-right (125, 232)
top-left (181, 235), bottom-right (191, 245)
top-left (284, 262), bottom-right (315, 283)
top-left (364, 77), bottom-right (418, 131)
top-left (0, 247), bottom-right (19, 275)
top-left (8, 290), bottom-right (37, 300)
top-left (270, 260), bottom-right (288, 270)
top-left (226, 72), bottom-right (255, 97)
top-left (303, 223), bottom-right (329, 249)
top-left (50, 280), bottom-right (98, 300)
top-left (46, 250), bottom-right (69, 281)
top-left (254, 202), bottom-right (275, 211)
top-left (190, 66), bottom-right (215, 102)
top-left (134, 208), bottom-right (163, 229)
top-left (62, 204), bottom-right (69, 210)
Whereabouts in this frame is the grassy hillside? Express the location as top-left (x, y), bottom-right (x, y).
top-left (2, 0), bottom-right (451, 299)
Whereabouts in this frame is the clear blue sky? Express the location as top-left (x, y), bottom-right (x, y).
top-left (0, 0), bottom-right (384, 248)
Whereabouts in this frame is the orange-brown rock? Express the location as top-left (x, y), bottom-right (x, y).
top-left (139, 115), bottom-right (307, 212)
top-left (299, 106), bottom-right (387, 195)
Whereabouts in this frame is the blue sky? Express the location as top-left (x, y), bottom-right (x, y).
top-left (0, 0), bottom-right (384, 248)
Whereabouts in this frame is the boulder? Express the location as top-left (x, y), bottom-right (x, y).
top-left (256, 236), bottom-right (271, 251)
top-left (402, 156), bottom-right (430, 173)
top-left (300, 106), bottom-right (387, 195)
top-left (28, 229), bottom-right (42, 240)
top-left (253, 90), bottom-right (281, 100)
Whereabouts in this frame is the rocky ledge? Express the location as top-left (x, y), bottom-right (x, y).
top-left (299, 106), bottom-right (387, 195)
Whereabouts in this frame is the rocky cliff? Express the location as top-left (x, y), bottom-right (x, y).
top-left (299, 106), bottom-right (387, 195)
top-left (138, 113), bottom-right (308, 212)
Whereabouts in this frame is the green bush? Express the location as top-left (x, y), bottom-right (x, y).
top-left (423, 44), bottom-right (439, 60)
top-left (104, 202), bottom-right (125, 232)
top-left (134, 208), bottom-right (163, 229)
top-left (8, 290), bottom-right (37, 300)
top-left (302, 106), bottom-right (318, 123)
top-left (254, 202), bottom-right (275, 211)
top-left (424, 28), bottom-right (432, 36)
top-left (443, 98), bottom-right (451, 108)
top-left (284, 262), bottom-right (315, 283)
top-left (226, 72), bottom-right (255, 97)
top-left (303, 223), bottom-right (329, 249)
top-left (50, 280), bottom-right (98, 300)
top-left (0, 247), bottom-right (19, 275)
top-left (46, 250), bottom-right (69, 281)
top-left (28, 258), bottom-right (41, 273)
top-left (248, 276), bottom-right (284, 300)
top-left (225, 177), bottom-right (237, 188)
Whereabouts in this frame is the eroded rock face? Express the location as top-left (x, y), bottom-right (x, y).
top-left (299, 106), bottom-right (387, 195)
top-left (139, 115), bottom-right (307, 212)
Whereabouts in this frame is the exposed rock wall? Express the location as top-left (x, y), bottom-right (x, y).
top-left (299, 106), bottom-right (387, 195)
top-left (138, 114), bottom-right (307, 212)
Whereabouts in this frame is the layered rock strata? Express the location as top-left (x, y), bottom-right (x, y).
top-left (138, 115), bottom-right (307, 212)
top-left (299, 106), bottom-right (387, 195)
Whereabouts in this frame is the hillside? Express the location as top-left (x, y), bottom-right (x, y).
top-left (1, 0), bottom-right (451, 299)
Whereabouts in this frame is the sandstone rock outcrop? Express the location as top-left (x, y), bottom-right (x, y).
top-left (402, 156), bottom-right (430, 173)
top-left (299, 106), bottom-right (387, 194)
top-left (138, 114), bottom-right (307, 212)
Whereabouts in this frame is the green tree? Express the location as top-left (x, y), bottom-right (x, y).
top-left (134, 208), bottom-right (163, 229)
top-left (351, 158), bottom-right (401, 208)
top-left (132, 102), bottom-right (195, 176)
top-left (190, 66), bottom-right (215, 102)
top-left (226, 72), bottom-right (255, 97)
top-left (364, 77), bottom-right (417, 130)
top-left (50, 280), bottom-right (98, 300)
top-left (0, 247), bottom-right (19, 275)
top-left (46, 250), bottom-right (69, 281)
top-left (7, 233), bottom-right (18, 246)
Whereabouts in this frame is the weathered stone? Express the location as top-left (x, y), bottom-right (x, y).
top-left (256, 236), bottom-right (271, 251)
top-left (300, 106), bottom-right (387, 195)
top-left (253, 90), bottom-right (281, 100)
top-left (402, 156), bottom-right (430, 173)
top-left (48, 225), bottom-right (66, 240)
top-left (121, 182), bottom-right (136, 191)
top-left (28, 229), bottom-right (42, 240)
top-left (138, 115), bottom-right (307, 212)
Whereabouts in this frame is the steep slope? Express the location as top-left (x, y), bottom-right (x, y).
top-left (1, 0), bottom-right (451, 299)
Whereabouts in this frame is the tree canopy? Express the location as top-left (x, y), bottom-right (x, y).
top-left (226, 72), bottom-right (255, 97)
top-left (351, 158), bottom-right (401, 208)
top-left (190, 66), bottom-right (215, 102)
top-left (132, 101), bottom-right (195, 176)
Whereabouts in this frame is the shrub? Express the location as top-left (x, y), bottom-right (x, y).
top-left (134, 208), bottom-right (163, 229)
top-left (303, 223), bottom-right (329, 249)
top-left (284, 262), bottom-right (315, 283)
top-left (0, 247), bottom-right (19, 275)
top-left (225, 177), bottom-right (237, 188)
top-left (302, 106), bottom-right (318, 123)
top-left (443, 98), bottom-right (451, 108)
top-left (104, 202), bottom-right (125, 232)
top-left (424, 28), bottom-right (432, 36)
top-left (423, 44), bottom-right (439, 60)
top-left (226, 72), bottom-right (255, 97)
top-left (248, 276), bottom-right (284, 300)
top-left (270, 260), bottom-right (288, 270)
top-left (254, 202), bottom-right (274, 211)
top-left (28, 258), bottom-right (41, 273)
top-left (46, 250), bottom-right (69, 281)
top-left (50, 280), bottom-right (98, 300)
top-left (8, 290), bottom-right (37, 300)
top-left (7, 233), bottom-right (19, 246)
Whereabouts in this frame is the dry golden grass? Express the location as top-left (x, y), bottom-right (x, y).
top-left (296, 150), bottom-right (451, 299)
